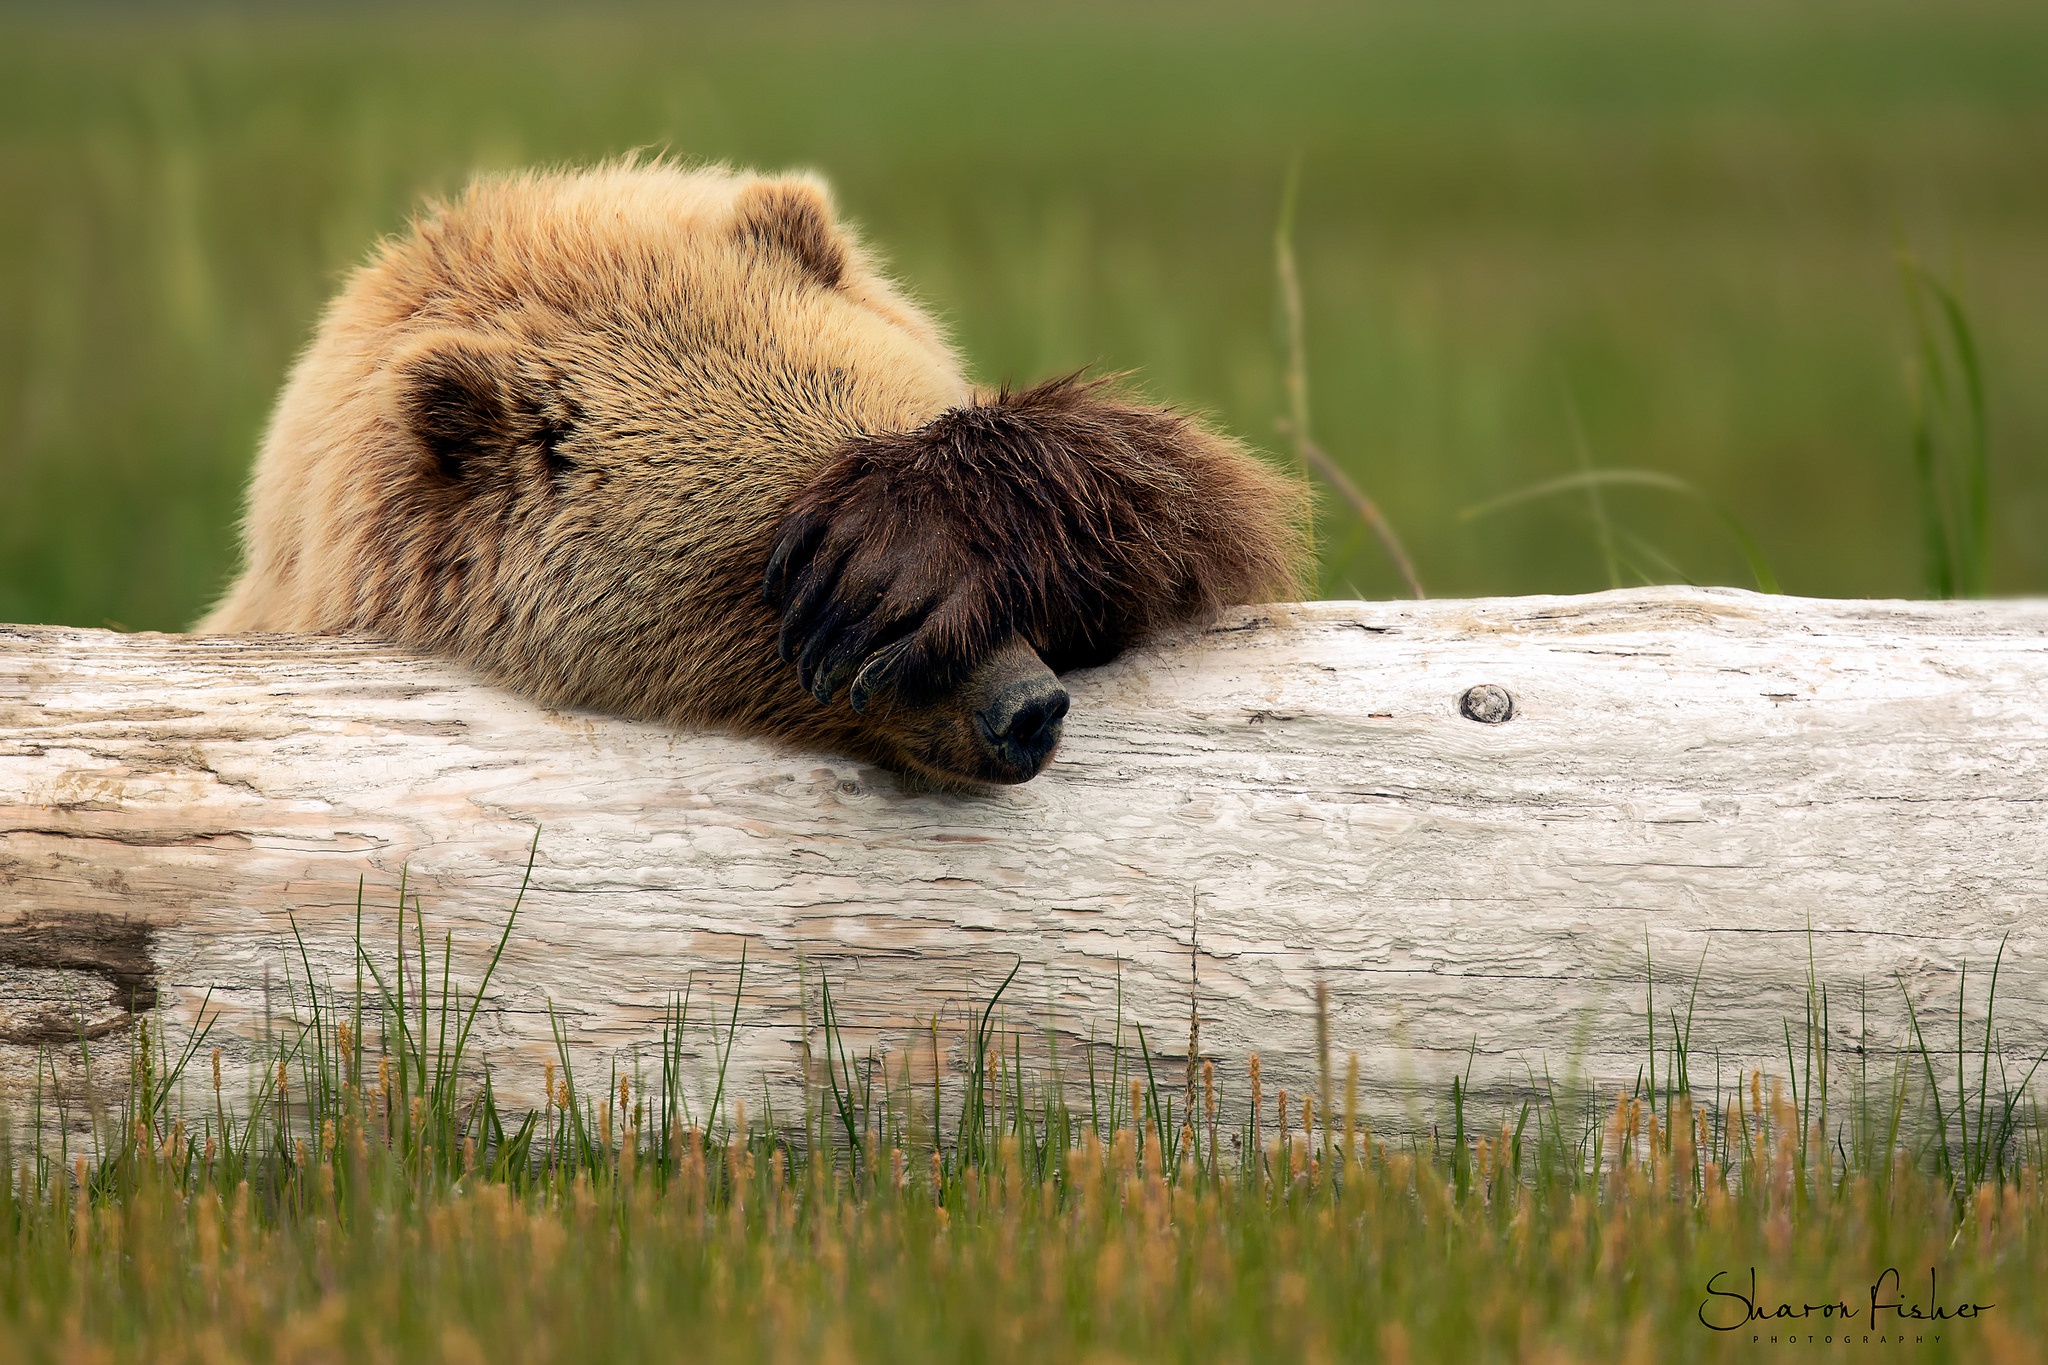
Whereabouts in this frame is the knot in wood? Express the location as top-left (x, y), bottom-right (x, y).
top-left (1458, 684), bottom-right (1515, 724)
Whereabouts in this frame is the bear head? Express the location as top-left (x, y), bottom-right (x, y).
top-left (205, 162), bottom-right (1309, 786)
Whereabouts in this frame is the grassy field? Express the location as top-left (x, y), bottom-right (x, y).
top-left (10, 1091), bottom-right (2044, 1363)
top-left (2, 1), bottom-right (2046, 629)
top-left (3, 903), bottom-right (2045, 1364)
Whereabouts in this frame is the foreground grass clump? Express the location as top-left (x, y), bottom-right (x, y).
top-left (4, 1085), bottom-right (2045, 1363)
top-left (5, 1034), bottom-right (2046, 1360)
top-left (4, 894), bottom-right (2045, 1362)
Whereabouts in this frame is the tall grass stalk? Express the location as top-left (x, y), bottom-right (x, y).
top-left (1274, 161), bottom-right (1424, 600)
top-left (1899, 252), bottom-right (1992, 599)
top-left (1459, 466), bottom-right (1782, 594)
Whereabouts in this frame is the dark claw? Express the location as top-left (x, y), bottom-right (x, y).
top-left (776, 546), bottom-right (851, 664)
top-left (777, 601), bottom-right (806, 664)
top-left (762, 513), bottom-right (824, 607)
top-left (847, 636), bottom-right (917, 715)
top-left (795, 601), bottom-right (855, 701)
top-left (807, 626), bottom-right (876, 705)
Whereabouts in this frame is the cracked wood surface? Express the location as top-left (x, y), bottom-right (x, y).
top-left (2, 587), bottom-right (2045, 1138)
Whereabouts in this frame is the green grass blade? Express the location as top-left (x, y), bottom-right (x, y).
top-left (1459, 468), bottom-right (1780, 593)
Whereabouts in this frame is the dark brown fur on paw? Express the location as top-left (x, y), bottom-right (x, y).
top-left (765, 373), bottom-right (1307, 712)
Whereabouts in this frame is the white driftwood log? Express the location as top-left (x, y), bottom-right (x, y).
top-left (3, 587), bottom-right (2046, 1141)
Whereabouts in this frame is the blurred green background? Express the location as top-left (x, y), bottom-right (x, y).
top-left (2, 0), bottom-right (2044, 629)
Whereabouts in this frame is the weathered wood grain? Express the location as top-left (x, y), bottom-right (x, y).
top-left (3, 587), bottom-right (2045, 1140)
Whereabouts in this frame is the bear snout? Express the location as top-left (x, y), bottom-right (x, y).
top-left (971, 664), bottom-right (1070, 784)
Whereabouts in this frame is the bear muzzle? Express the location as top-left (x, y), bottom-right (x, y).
top-left (848, 634), bottom-right (1072, 787)
top-left (971, 657), bottom-right (1070, 784)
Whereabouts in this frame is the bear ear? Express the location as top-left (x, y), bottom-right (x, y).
top-left (731, 177), bottom-right (847, 289)
top-left (389, 331), bottom-right (538, 483)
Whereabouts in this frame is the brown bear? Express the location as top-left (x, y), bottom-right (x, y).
top-left (202, 161), bottom-right (1309, 785)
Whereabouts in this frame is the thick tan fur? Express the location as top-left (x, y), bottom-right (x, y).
top-left (204, 161), bottom-right (1309, 781)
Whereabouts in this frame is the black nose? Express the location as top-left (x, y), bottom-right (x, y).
top-left (974, 676), bottom-right (1071, 779)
